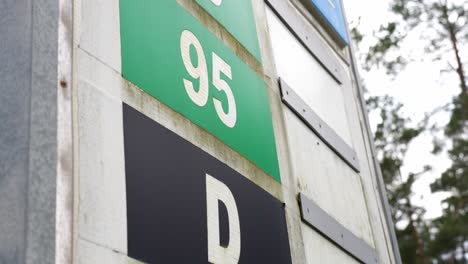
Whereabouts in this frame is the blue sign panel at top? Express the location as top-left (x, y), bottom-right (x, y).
top-left (309, 0), bottom-right (348, 45)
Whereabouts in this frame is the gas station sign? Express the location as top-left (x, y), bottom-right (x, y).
top-left (195, 0), bottom-right (263, 62)
top-left (123, 104), bottom-right (292, 264)
top-left (119, 0), bottom-right (280, 181)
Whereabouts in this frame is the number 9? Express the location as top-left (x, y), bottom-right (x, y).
top-left (180, 30), bottom-right (209, 107)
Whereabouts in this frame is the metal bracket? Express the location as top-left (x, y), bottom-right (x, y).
top-left (299, 193), bottom-right (378, 264)
top-left (279, 78), bottom-right (361, 172)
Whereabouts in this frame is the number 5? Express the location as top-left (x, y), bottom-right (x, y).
top-left (212, 53), bottom-right (237, 128)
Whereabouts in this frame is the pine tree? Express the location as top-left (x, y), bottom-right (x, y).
top-left (364, 0), bottom-right (468, 90)
top-left (352, 0), bottom-right (468, 261)
top-left (367, 96), bottom-right (432, 263)
top-left (429, 91), bottom-right (467, 263)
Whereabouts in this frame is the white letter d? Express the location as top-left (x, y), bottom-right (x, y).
top-left (206, 174), bottom-right (241, 264)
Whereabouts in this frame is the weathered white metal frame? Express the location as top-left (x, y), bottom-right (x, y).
top-left (265, 0), bottom-right (403, 263)
top-left (265, 0), bottom-right (403, 262)
top-left (266, 0), bottom-right (361, 172)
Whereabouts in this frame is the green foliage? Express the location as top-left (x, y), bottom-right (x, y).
top-left (367, 95), bottom-right (432, 263)
top-left (397, 222), bottom-right (431, 264)
top-left (351, 26), bottom-right (364, 44)
top-left (446, 94), bottom-right (468, 136)
top-left (355, 0), bottom-right (468, 262)
top-left (363, 0), bottom-right (468, 81)
top-left (364, 23), bottom-right (407, 75)
top-left (365, 93), bottom-right (467, 263)
top-left (428, 213), bottom-right (468, 263)
top-left (429, 92), bottom-right (468, 263)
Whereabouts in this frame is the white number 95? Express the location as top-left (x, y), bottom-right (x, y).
top-left (180, 30), bottom-right (237, 128)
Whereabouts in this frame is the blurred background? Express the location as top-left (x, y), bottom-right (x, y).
top-left (345, 0), bottom-right (468, 262)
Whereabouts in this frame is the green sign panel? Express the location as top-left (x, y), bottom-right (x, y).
top-left (195, 0), bottom-right (262, 62)
top-left (119, 0), bottom-right (280, 181)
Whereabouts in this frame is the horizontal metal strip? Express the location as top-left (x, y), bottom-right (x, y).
top-left (266, 0), bottom-right (344, 84)
top-left (299, 193), bottom-right (378, 264)
top-left (279, 78), bottom-right (360, 172)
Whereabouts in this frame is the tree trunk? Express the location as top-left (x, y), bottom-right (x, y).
top-left (407, 198), bottom-right (427, 264)
top-left (442, 3), bottom-right (467, 94)
top-left (449, 252), bottom-right (456, 264)
top-left (448, 27), bottom-right (467, 95)
top-left (461, 237), bottom-right (467, 263)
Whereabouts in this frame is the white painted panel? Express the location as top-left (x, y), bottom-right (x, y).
top-left (284, 108), bottom-right (374, 246)
top-left (79, 0), bottom-right (121, 72)
top-left (76, 239), bottom-right (144, 264)
top-left (302, 224), bottom-right (360, 264)
top-left (76, 48), bottom-right (122, 99)
top-left (266, 7), bottom-right (353, 146)
top-left (76, 239), bottom-right (126, 264)
top-left (77, 80), bottom-right (127, 253)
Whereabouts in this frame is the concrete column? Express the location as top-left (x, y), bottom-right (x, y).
top-left (0, 0), bottom-right (60, 263)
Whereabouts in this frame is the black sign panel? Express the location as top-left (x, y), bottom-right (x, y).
top-left (123, 104), bottom-right (292, 264)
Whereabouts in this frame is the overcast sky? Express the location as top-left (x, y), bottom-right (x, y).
top-left (343, 0), bottom-right (462, 219)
